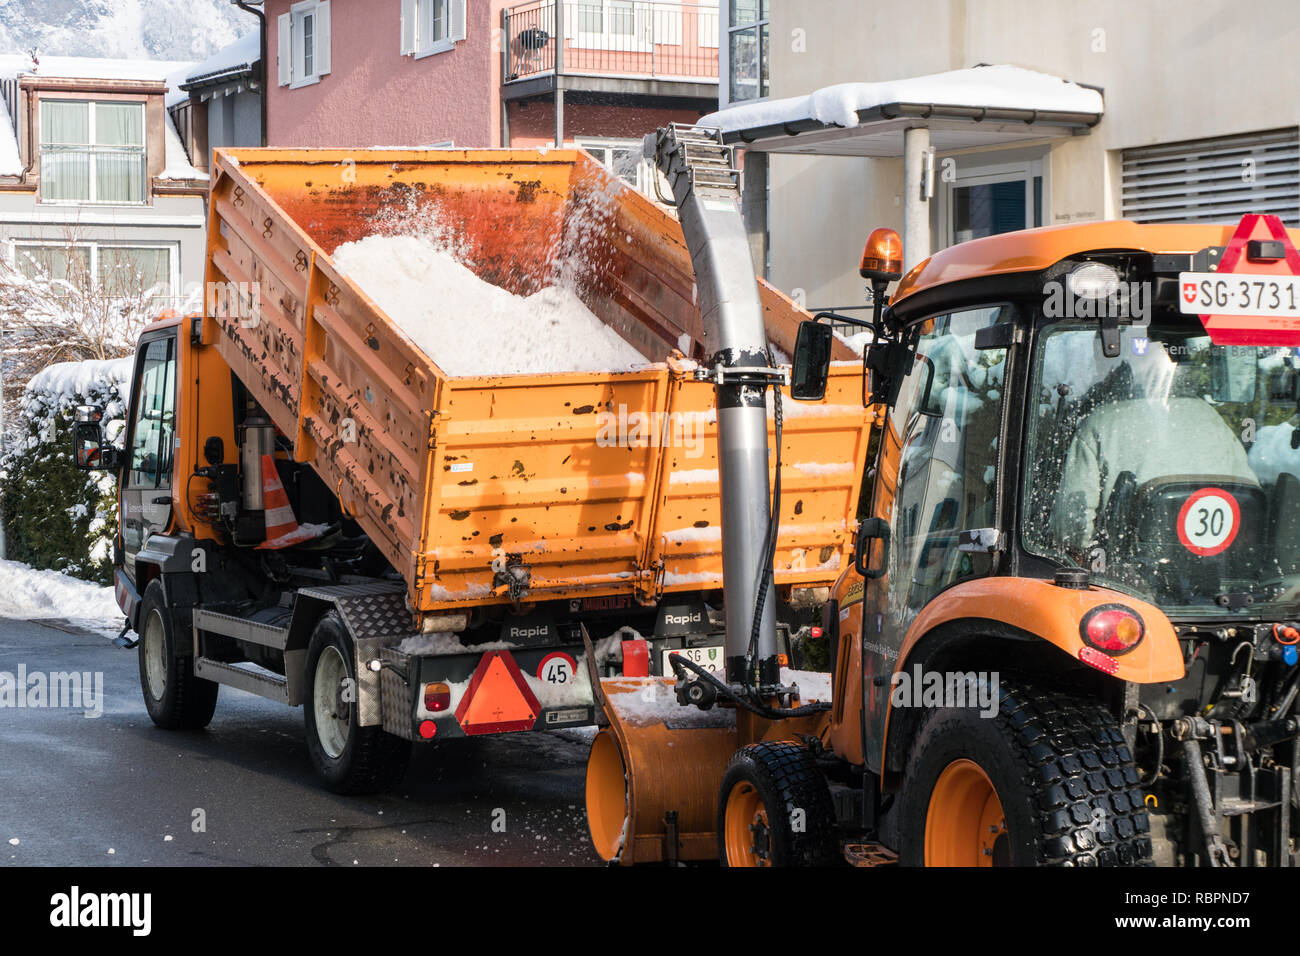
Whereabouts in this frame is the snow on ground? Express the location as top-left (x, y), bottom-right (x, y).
top-left (331, 235), bottom-right (650, 377)
top-left (782, 667), bottom-right (833, 702)
top-left (0, 559), bottom-right (122, 636)
top-left (701, 64), bottom-right (1105, 133)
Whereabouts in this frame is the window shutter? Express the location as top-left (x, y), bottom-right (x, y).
top-left (1121, 128), bottom-right (1300, 225)
top-left (277, 13), bottom-right (292, 85)
top-left (449, 0), bottom-right (466, 41)
top-left (316, 1), bottom-right (332, 75)
top-left (401, 0), bottom-right (416, 53)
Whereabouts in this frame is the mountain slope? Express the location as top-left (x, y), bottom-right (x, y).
top-left (0, 0), bottom-right (255, 61)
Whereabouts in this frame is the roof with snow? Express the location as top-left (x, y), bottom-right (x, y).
top-left (180, 32), bottom-right (259, 93)
top-left (0, 53), bottom-right (206, 182)
top-left (700, 64), bottom-right (1104, 156)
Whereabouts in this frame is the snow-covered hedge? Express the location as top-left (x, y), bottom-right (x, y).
top-left (0, 357), bottom-right (132, 583)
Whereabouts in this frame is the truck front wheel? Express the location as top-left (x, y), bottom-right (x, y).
top-left (138, 581), bottom-right (218, 730)
top-left (303, 611), bottom-right (410, 794)
top-left (897, 676), bottom-right (1153, 866)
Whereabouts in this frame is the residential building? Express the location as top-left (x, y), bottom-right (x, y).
top-left (0, 55), bottom-right (208, 308)
top-left (708, 0), bottom-right (1300, 309)
top-left (262, 0), bottom-right (718, 194)
top-left (173, 31), bottom-right (264, 173)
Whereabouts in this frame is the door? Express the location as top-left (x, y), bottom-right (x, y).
top-left (120, 331), bottom-right (178, 580)
top-left (572, 0), bottom-right (654, 52)
top-left (855, 306), bottom-right (1012, 766)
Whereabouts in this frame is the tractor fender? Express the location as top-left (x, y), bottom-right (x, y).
top-left (877, 576), bottom-right (1184, 777)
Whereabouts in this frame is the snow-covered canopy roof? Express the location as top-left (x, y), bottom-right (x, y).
top-left (0, 53), bottom-right (205, 181)
top-left (181, 32), bottom-right (259, 92)
top-left (700, 64), bottom-right (1104, 156)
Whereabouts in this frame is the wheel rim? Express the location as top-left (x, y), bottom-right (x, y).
top-left (723, 781), bottom-right (773, 867)
top-left (142, 608), bottom-right (167, 702)
top-left (924, 758), bottom-right (1008, 866)
top-left (312, 645), bottom-right (351, 759)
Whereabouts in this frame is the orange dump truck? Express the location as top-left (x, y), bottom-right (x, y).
top-left (74, 148), bottom-right (872, 792)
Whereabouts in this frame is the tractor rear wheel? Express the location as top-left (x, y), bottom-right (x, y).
top-left (897, 676), bottom-right (1153, 866)
top-left (717, 741), bottom-right (838, 867)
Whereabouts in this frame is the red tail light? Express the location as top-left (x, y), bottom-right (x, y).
top-left (1080, 605), bottom-right (1145, 656)
top-left (424, 682), bottom-right (451, 712)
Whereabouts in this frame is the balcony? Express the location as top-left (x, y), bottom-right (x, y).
top-left (502, 0), bottom-right (719, 103)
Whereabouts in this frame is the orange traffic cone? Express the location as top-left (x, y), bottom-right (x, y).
top-left (256, 453), bottom-right (319, 550)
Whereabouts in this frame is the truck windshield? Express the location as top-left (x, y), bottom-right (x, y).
top-left (1023, 314), bottom-right (1300, 618)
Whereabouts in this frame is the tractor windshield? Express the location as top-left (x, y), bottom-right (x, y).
top-left (1023, 314), bottom-right (1300, 618)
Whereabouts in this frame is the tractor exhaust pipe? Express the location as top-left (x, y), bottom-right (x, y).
top-left (647, 125), bottom-right (780, 685)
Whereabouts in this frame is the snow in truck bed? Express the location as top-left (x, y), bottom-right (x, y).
top-left (331, 235), bottom-right (650, 377)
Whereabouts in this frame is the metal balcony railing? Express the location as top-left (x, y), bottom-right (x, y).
top-left (504, 0), bottom-right (720, 83)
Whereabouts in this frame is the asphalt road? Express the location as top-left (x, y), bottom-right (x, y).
top-left (0, 615), bottom-right (602, 867)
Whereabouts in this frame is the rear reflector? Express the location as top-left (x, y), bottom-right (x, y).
top-left (418, 720), bottom-right (437, 739)
top-left (1078, 645), bottom-right (1120, 676)
top-left (455, 650), bottom-right (541, 735)
top-left (621, 638), bottom-right (649, 677)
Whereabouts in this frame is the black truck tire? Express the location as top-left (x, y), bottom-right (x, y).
top-left (303, 611), bottom-right (410, 794)
top-left (897, 676), bottom-right (1153, 866)
top-left (717, 740), bottom-right (839, 866)
top-left (138, 580), bottom-right (219, 730)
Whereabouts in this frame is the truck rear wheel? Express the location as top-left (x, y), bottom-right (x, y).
top-left (303, 611), bottom-right (410, 794)
top-left (138, 581), bottom-right (218, 730)
top-left (897, 676), bottom-right (1153, 866)
top-left (717, 741), bottom-right (838, 867)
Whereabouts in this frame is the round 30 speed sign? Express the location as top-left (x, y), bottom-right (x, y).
top-left (1176, 488), bottom-right (1241, 556)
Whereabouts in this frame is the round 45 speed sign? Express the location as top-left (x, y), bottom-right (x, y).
top-left (1176, 488), bottom-right (1241, 556)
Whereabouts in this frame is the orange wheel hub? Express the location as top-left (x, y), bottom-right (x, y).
top-left (723, 781), bottom-right (773, 867)
top-left (924, 758), bottom-right (1008, 866)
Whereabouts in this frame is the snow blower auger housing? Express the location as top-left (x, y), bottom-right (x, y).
top-left (585, 136), bottom-right (1300, 866)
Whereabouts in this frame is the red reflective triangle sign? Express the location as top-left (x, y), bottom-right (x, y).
top-left (1192, 213), bottom-right (1300, 345)
top-left (455, 650), bottom-right (540, 735)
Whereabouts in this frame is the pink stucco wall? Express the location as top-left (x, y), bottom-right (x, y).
top-left (265, 0), bottom-right (507, 148)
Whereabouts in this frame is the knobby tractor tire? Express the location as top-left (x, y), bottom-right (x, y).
top-left (898, 676), bottom-right (1153, 866)
top-left (138, 581), bottom-right (219, 730)
top-left (303, 611), bottom-right (410, 795)
top-left (718, 741), bottom-right (839, 867)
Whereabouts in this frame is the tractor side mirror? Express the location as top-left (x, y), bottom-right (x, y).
top-left (72, 420), bottom-right (106, 471)
top-left (791, 320), bottom-right (833, 401)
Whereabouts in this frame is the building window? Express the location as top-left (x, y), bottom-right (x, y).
top-left (279, 0), bottom-right (332, 88)
top-left (39, 100), bottom-right (146, 204)
top-left (12, 241), bottom-right (176, 307)
top-left (401, 0), bottom-right (466, 58)
top-left (728, 0), bottom-right (768, 102)
top-left (578, 137), bottom-right (672, 200)
top-left (1121, 128), bottom-right (1300, 225)
top-left (938, 156), bottom-right (1045, 247)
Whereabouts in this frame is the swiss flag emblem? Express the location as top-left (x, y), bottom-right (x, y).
top-left (1182, 281), bottom-right (1198, 304)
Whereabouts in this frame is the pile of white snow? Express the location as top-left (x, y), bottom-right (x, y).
top-left (701, 64), bottom-right (1105, 134)
top-left (331, 235), bottom-right (649, 377)
top-left (0, 559), bottom-right (122, 635)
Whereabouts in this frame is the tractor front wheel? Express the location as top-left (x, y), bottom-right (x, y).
top-left (717, 741), bottom-right (838, 867)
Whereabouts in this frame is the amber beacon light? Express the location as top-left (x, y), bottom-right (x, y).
top-left (860, 227), bottom-right (904, 282)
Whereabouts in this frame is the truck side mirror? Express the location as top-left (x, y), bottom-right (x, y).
top-left (72, 420), bottom-right (105, 471)
top-left (791, 320), bottom-right (833, 401)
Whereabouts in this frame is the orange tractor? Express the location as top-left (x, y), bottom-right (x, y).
top-left (586, 127), bottom-right (1299, 867)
